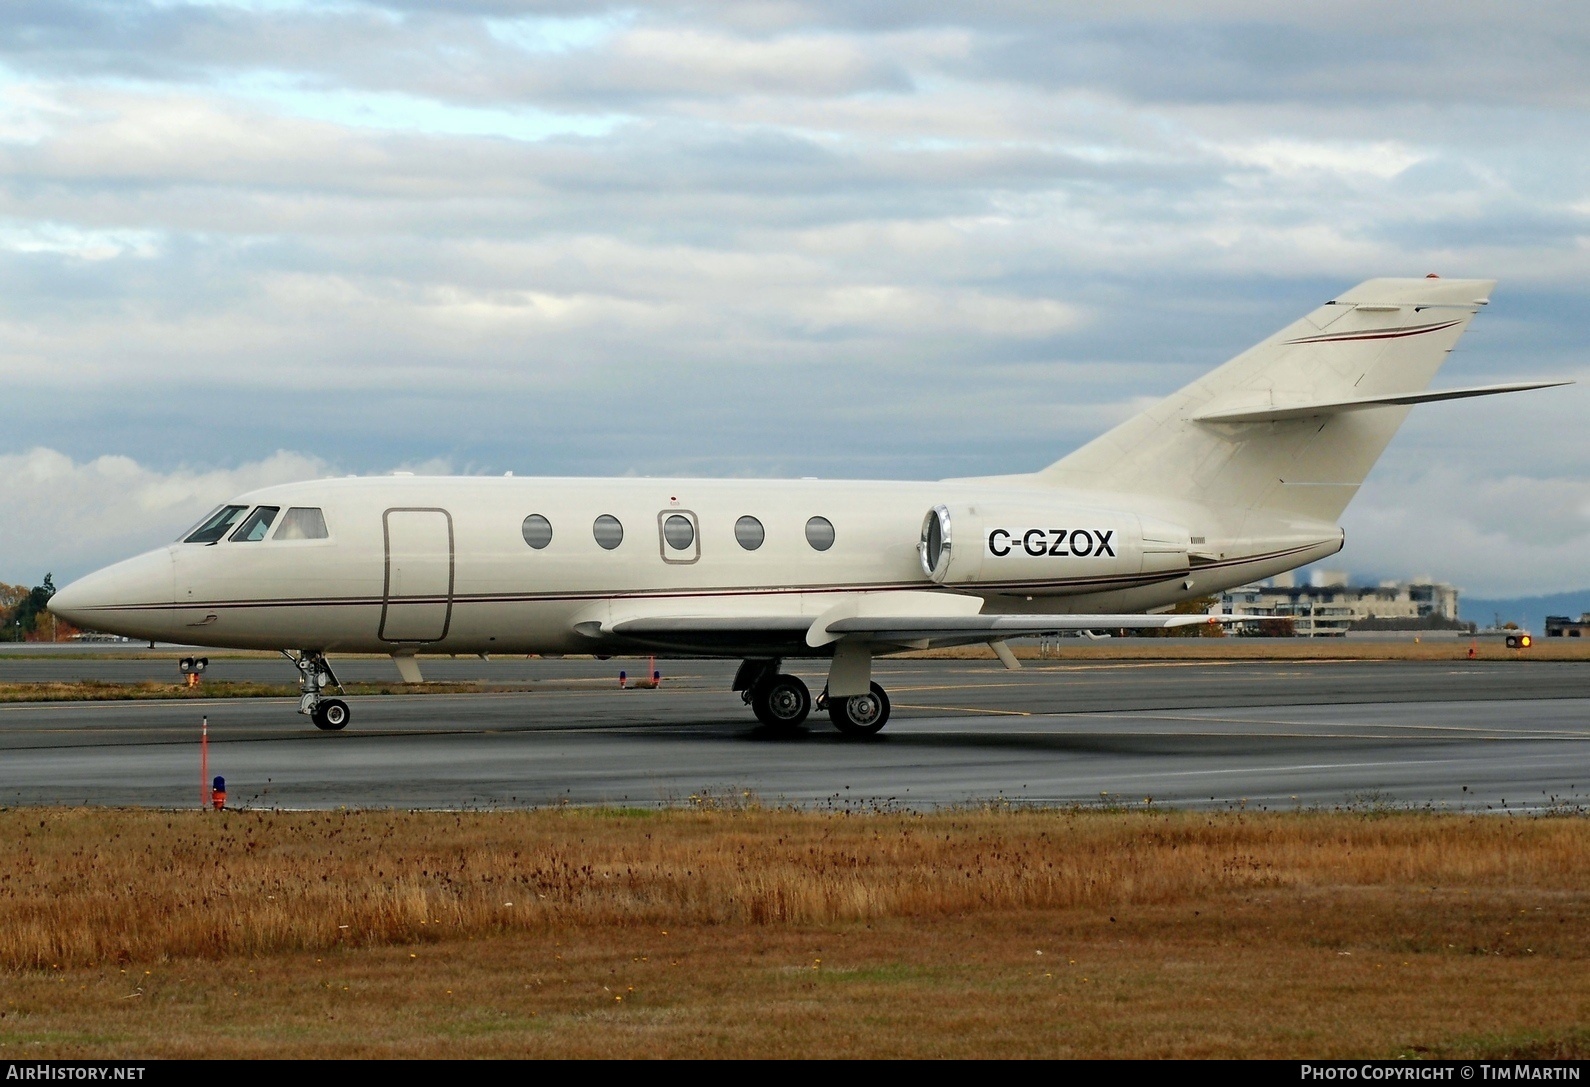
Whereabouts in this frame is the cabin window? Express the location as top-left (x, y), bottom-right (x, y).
top-left (805, 516), bottom-right (835, 552)
top-left (734, 515), bottom-right (765, 551)
top-left (183, 505), bottom-right (248, 544)
top-left (522, 514), bottom-right (553, 549)
top-left (662, 514), bottom-right (694, 551)
top-left (229, 506), bottom-right (280, 542)
top-left (593, 514), bottom-right (624, 550)
top-left (273, 507), bottom-right (329, 540)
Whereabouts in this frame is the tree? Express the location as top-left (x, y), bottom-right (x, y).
top-left (11, 573), bottom-right (53, 632)
top-left (0, 582), bottom-right (27, 641)
top-left (3, 574), bottom-right (76, 641)
top-left (1127, 595), bottom-right (1226, 637)
top-left (1169, 595), bottom-right (1225, 637)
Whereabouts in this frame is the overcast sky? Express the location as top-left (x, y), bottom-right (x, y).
top-left (1, 1), bottom-right (1587, 597)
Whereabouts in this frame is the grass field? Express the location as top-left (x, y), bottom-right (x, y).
top-left (2, 806), bottom-right (1588, 1058)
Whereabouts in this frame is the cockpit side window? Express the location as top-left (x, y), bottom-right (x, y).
top-left (183, 505), bottom-right (249, 544)
top-left (229, 506), bottom-right (280, 542)
top-left (273, 507), bottom-right (329, 540)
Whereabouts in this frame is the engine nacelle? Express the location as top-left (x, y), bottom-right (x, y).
top-left (918, 502), bottom-right (1190, 589)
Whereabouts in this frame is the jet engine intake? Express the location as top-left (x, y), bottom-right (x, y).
top-left (918, 505), bottom-right (953, 579)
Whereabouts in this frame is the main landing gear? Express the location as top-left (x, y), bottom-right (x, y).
top-left (818, 682), bottom-right (891, 736)
top-left (736, 659), bottom-right (811, 731)
top-left (734, 659), bottom-right (891, 737)
top-left (285, 650), bottom-right (350, 731)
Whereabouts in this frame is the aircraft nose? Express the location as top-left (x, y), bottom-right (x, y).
top-left (46, 580), bottom-right (86, 625)
top-left (49, 549), bottom-right (176, 630)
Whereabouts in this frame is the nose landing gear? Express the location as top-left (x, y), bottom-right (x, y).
top-left (285, 651), bottom-right (350, 731)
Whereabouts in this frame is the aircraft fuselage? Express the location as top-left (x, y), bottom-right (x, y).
top-left (52, 474), bottom-right (1340, 657)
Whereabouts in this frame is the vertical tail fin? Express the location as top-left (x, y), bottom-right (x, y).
top-left (1036, 277), bottom-right (1495, 523)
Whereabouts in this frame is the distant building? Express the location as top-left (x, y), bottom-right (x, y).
top-left (1545, 614), bottom-right (1590, 639)
top-left (1217, 572), bottom-right (1461, 638)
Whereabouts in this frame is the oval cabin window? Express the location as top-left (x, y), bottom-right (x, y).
top-left (805, 516), bottom-right (835, 552)
top-left (663, 514), bottom-right (694, 550)
top-left (522, 514), bottom-right (553, 549)
top-left (734, 515), bottom-right (765, 551)
top-left (593, 514), bottom-right (624, 551)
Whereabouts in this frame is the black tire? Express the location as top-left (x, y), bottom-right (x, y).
top-left (752, 674), bottom-right (811, 730)
top-left (827, 682), bottom-right (890, 736)
top-left (313, 698), bottom-right (350, 731)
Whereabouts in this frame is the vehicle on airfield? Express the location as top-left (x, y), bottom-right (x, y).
top-left (49, 276), bottom-right (1563, 734)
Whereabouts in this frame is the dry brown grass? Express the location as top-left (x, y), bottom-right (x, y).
top-left (2, 807), bottom-right (1589, 1057)
top-left (10, 806), bottom-right (1589, 969)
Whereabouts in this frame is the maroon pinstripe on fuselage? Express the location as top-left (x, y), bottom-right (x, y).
top-left (1281, 318), bottom-right (1461, 346)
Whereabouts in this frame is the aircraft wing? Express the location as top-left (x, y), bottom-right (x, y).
top-left (822, 612), bottom-right (1229, 644)
top-left (573, 613), bottom-right (811, 656)
top-left (579, 596), bottom-right (1247, 656)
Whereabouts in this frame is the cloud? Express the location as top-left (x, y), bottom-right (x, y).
top-left (1344, 469), bottom-right (1590, 598)
top-left (0, 2), bottom-right (1584, 594)
top-left (0, 447), bottom-right (334, 584)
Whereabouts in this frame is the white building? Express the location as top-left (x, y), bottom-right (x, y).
top-left (1217, 571), bottom-right (1461, 637)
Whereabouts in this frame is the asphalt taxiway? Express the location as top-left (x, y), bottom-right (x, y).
top-left (0, 653), bottom-right (1585, 811)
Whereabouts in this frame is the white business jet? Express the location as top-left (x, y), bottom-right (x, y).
top-left (49, 276), bottom-right (1562, 734)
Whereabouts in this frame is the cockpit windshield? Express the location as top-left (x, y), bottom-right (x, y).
top-left (182, 504), bottom-right (249, 544)
top-left (229, 506), bottom-right (280, 542)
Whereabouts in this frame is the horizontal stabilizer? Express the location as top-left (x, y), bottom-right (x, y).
top-left (1192, 380), bottom-right (1569, 425)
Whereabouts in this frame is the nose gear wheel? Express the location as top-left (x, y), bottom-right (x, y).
top-left (312, 698), bottom-right (350, 731)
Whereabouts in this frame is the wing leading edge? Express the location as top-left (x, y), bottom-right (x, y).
top-left (824, 613), bottom-right (1226, 644)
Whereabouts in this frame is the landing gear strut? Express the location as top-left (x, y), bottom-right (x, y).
top-left (735, 659), bottom-right (812, 731)
top-left (285, 651), bottom-right (350, 731)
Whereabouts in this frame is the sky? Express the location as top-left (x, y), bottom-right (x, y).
top-left (1, 1), bottom-right (1587, 598)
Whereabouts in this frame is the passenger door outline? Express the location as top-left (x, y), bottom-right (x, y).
top-left (379, 507), bottom-right (454, 642)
